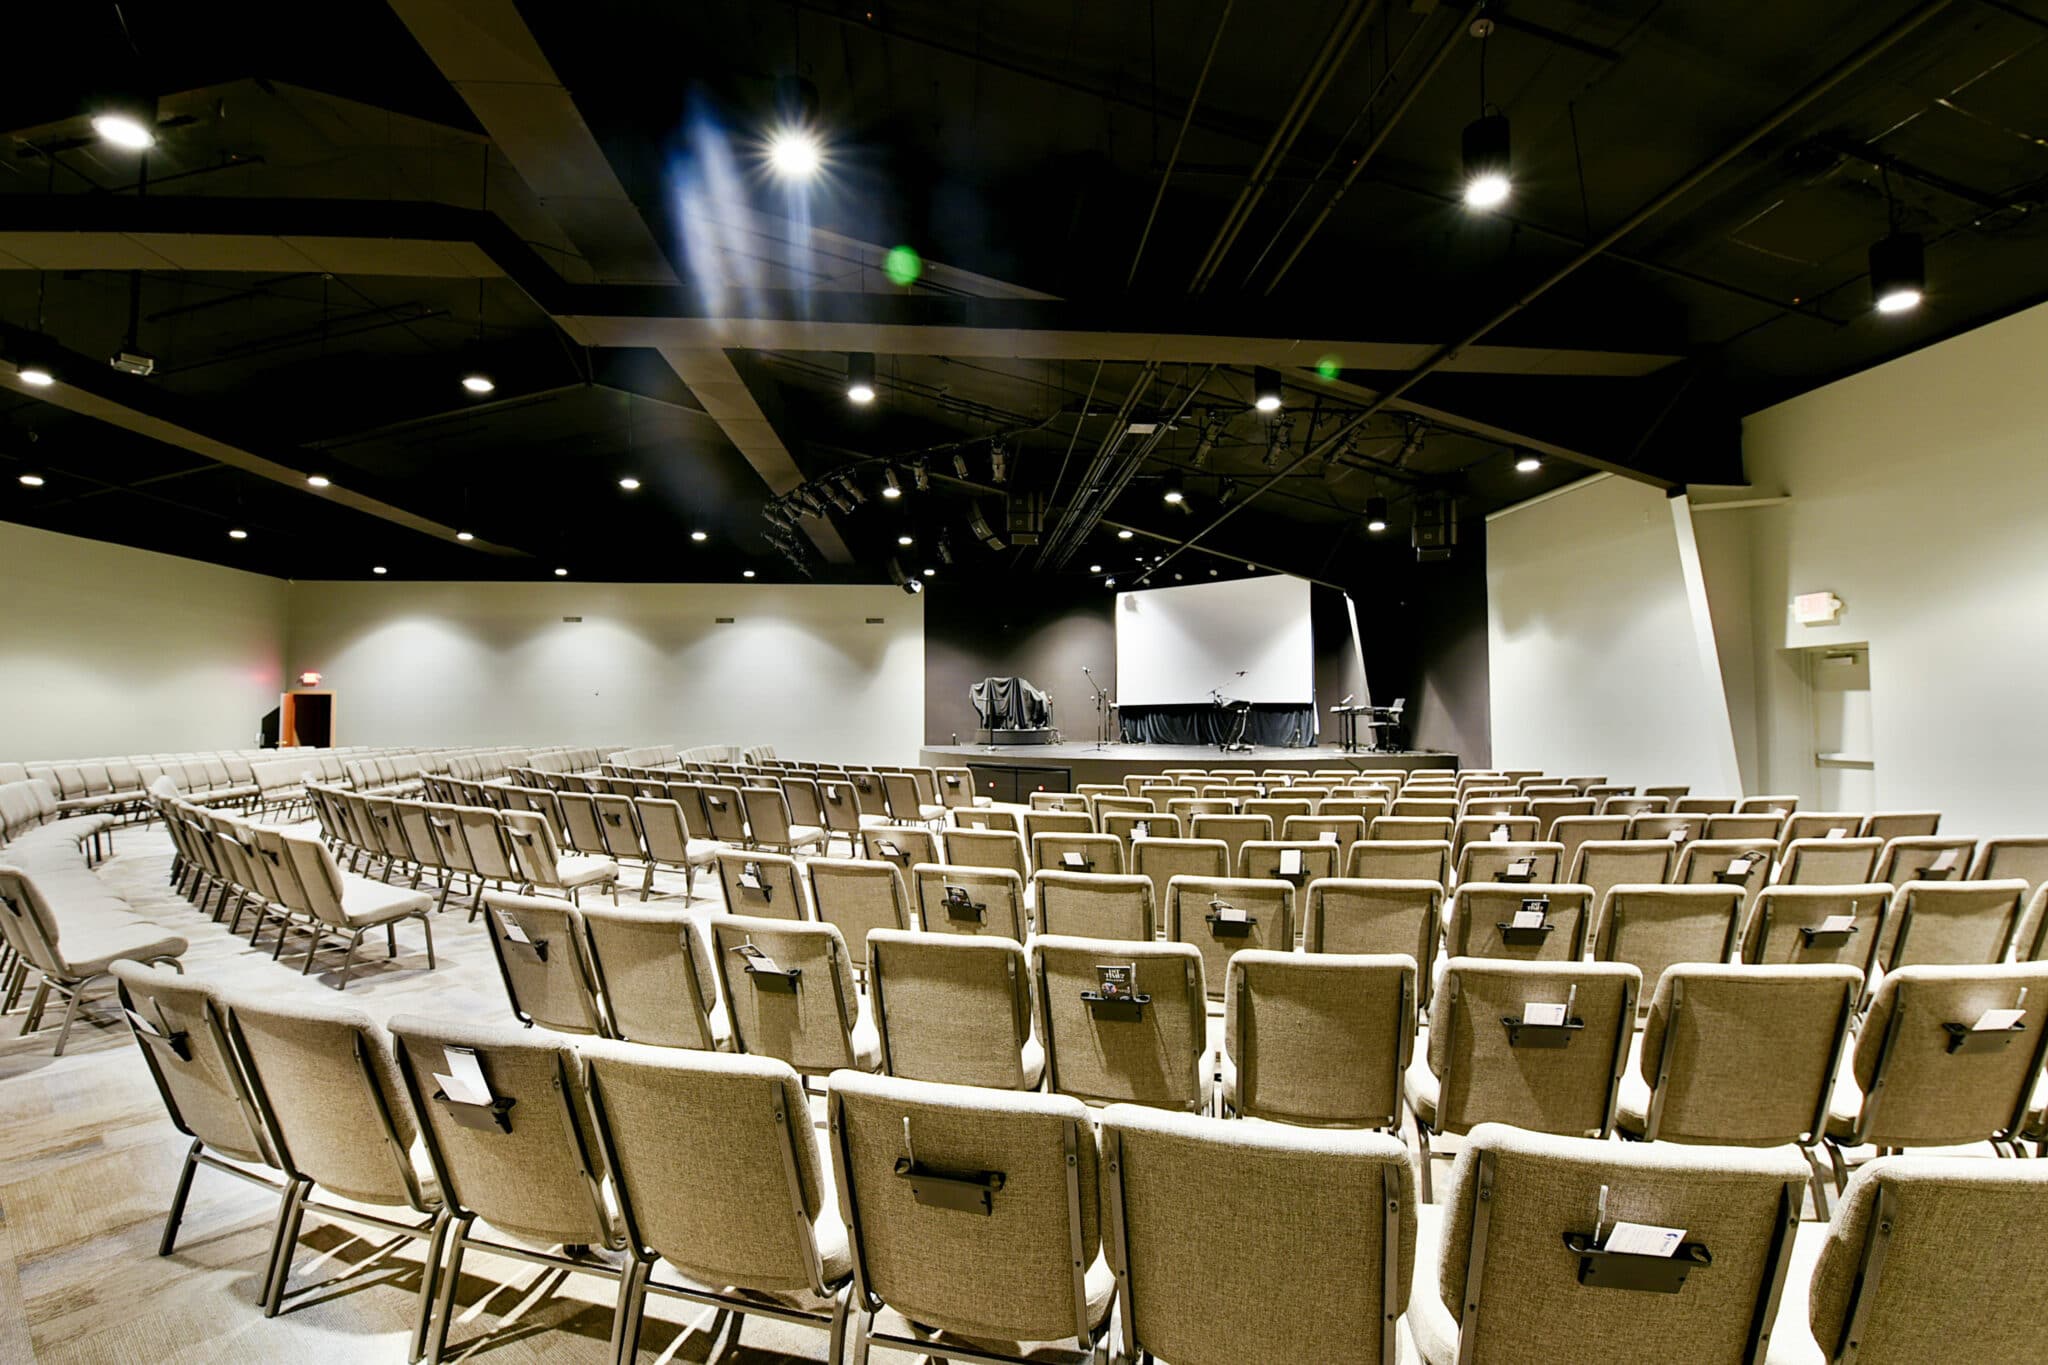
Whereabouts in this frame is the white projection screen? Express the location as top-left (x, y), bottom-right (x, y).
top-left (1115, 575), bottom-right (1315, 705)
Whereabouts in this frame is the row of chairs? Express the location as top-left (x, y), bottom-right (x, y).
top-left (117, 953), bottom-right (2048, 1364)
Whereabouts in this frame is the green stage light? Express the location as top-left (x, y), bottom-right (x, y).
top-left (884, 245), bottom-right (923, 287)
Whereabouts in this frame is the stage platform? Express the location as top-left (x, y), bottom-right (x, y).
top-left (918, 742), bottom-right (1456, 801)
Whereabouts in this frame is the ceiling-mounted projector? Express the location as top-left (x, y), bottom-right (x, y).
top-left (110, 348), bottom-right (157, 377)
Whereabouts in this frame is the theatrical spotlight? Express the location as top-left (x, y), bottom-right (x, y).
top-left (937, 531), bottom-right (956, 565)
top-left (988, 441), bottom-right (1009, 484)
top-left (968, 508), bottom-right (1006, 551)
top-left (881, 468), bottom-right (903, 499)
top-left (1461, 17), bottom-right (1511, 209)
top-left (912, 460), bottom-right (931, 492)
top-left (1189, 411), bottom-right (1225, 468)
top-left (824, 482), bottom-right (856, 515)
top-left (845, 352), bottom-right (876, 403)
top-left (839, 470), bottom-right (867, 506)
top-left (1870, 232), bottom-right (1925, 314)
top-left (1253, 367), bottom-right (1283, 413)
top-left (890, 558), bottom-right (924, 595)
top-left (90, 87), bottom-right (158, 151)
top-left (952, 448), bottom-right (972, 480)
top-left (1366, 497), bottom-right (1390, 533)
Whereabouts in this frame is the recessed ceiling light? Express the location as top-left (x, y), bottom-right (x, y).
top-left (743, 569), bottom-right (757, 578)
top-left (1162, 483), bottom-right (1185, 506)
top-left (456, 530), bottom-right (474, 542)
top-left (1089, 563), bottom-right (1102, 573)
top-left (618, 476), bottom-right (641, 491)
top-left (372, 565), bottom-right (388, 575)
top-left (1253, 366), bottom-right (1283, 413)
top-left (461, 373), bottom-right (495, 395)
top-left (554, 567), bottom-right (569, 577)
top-left (898, 534), bottom-right (914, 546)
top-left (1116, 529), bottom-right (1134, 540)
top-left (91, 101), bottom-right (158, 151)
top-left (922, 567), bottom-right (936, 577)
top-left (1515, 455), bottom-right (1542, 473)
top-left (846, 352), bottom-right (877, 404)
top-left (18, 366), bottom-right (54, 388)
top-left (767, 125), bottom-right (824, 179)
top-left (1210, 568), bottom-right (1219, 576)
top-left (228, 528), bottom-right (248, 540)
top-left (691, 529), bottom-right (709, 542)
top-left (306, 474), bottom-right (331, 488)
top-left (18, 473), bottom-right (45, 487)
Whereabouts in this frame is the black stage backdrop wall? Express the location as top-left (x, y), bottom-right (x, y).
top-left (922, 562), bottom-right (1487, 760)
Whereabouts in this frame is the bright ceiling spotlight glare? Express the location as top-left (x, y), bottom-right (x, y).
top-left (743, 569), bottom-right (757, 579)
top-left (1161, 478), bottom-right (1185, 506)
top-left (1366, 496), bottom-right (1390, 534)
top-left (1116, 528), bottom-right (1134, 540)
top-left (90, 90), bottom-right (158, 150)
top-left (691, 529), bottom-right (709, 542)
top-left (1461, 113), bottom-right (1512, 209)
top-left (461, 372), bottom-right (495, 395)
top-left (846, 351), bottom-right (877, 404)
top-left (617, 476), bottom-right (641, 491)
top-left (881, 468), bottom-right (902, 499)
top-left (18, 366), bottom-right (55, 388)
top-left (1252, 366), bottom-right (1284, 413)
top-left (228, 528), bottom-right (248, 540)
top-left (372, 565), bottom-right (388, 575)
top-left (766, 124), bottom-right (824, 180)
top-left (1870, 232), bottom-right (1926, 314)
top-left (554, 567), bottom-right (569, 577)
top-left (18, 473), bottom-right (46, 487)
top-left (898, 534), bottom-right (914, 546)
top-left (456, 530), bottom-right (475, 542)
top-left (922, 567), bottom-right (936, 577)
top-left (1514, 455), bottom-right (1542, 473)
top-left (306, 474), bottom-right (331, 488)
top-left (1089, 563), bottom-right (1102, 573)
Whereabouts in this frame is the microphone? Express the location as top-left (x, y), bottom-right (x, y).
top-left (1082, 666), bottom-right (1092, 674)
top-left (1339, 693), bottom-right (1353, 706)
top-left (1234, 670), bottom-right (1246, 677)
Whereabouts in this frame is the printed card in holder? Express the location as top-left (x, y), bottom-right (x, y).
top-left (1490, 824), bottom-right (1511, 843)
top-left (1083, 962), bottom-right (1148, 1021)
top-left (942, 884), bottom-right (984, 922)
top-left (1819, 913), bottom-right (1856, 934)
top-left (1603, 1222), bottom-right (1687, 1258)
top-left (1062, 851), bottom-right (1087, 869)
top-left (498, 913), bottom-right (532, 945)
top-left (1825, 827), bottom-right (1848, 840)
top-left (1504, 856), bottom-right (1537, 882)
top-left (435, 1045), bottom-right (493, 1106)
top-left (1670, 825), bottom-right (1689, 842)
top-left (1512, 901), bottom-right (1550, 930)
top-left (1132, 820), bottom-right (1151, 840)
top-left (1522, 1001), bottom-right (1568, 1027)
top-left (739, 863), bottom-right (764, 893)
top-left (1976, 1007), bottom-right (2026, 1032)
top-left (878, 840), bottom-right (902, 861)
top-left (1318, 830), bottom-right (1338, 844)
top-left (1928, 847), bottom-right (1961, 876)
top-left (1278, 848), bottom-right (1304, 877)
top-left (733, 940), bottom-right (800, 991)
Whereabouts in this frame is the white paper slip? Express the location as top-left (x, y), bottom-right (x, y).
top-left (1819, 914), bottom-right (1857, 934)
top-left (1726, 857), bottom-right (1754, 875)
top-left (1825, 827), bottom-right (1848, 840)
top-left (1670, 826), bottom-right (1689, 842)
top-left (498, 912), bottom-right (531, 944)
top-left (439, 1048), bottom-right (491, 1105)
top-left (1063, 852), bottom-right (1086, 868)
top-left (970, 820), bottom-right (985, 830)
top-left (1603, 1222), bottom-right (1686, 1258)
top-left (1133, 822), bottom-right (1150, 840)
top-left (1490, 825), bottom-right (1510, 843)
top-left (1522, 1002), bottom-right (1568, 1026)
top-left (1319, 831), bottom-right (1338, 844)
top-left (1974, 1007), bottom-right (2026, 1032)
top-left (1930, 848), bottom-right (1960, 871)
top-left (1215, 904), bottom-right (1247, 923)
top-left (1511, 908), bottom-right (1548, 930)
top-left (1278, 849), bottom-right (1304, 876)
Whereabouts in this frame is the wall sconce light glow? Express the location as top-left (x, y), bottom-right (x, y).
top-left (461, 373), bottom-right (495, 394)
top-left (691, 529), bottom-right (709, 542)
top-left (554, 567), bottom-right (569, 577)
top-left (743, 569), bottom-right (757, 578)
top-left (92, 112), bottom-right (156, 150)
top-left (228, 528), bottom-right (249, 540)
top-left (767, 126), bottom-right (824, 180)
top-left (456, 530), bottom-right (474, 542)
top-left (1515, 455), bottom-right (1542, 473)
top-left (306, 474), bottom-right (331, 488)
top-left (18, 473), bottom-right (45, 487)
top-left (18, 366), bottom-right (54, 387)
top-left (1116, 528), bottom-right (1134, 540)
top-left (373, 566), bottom-right (388, 575)
top-left (617, 476), bottom-right (641, 491)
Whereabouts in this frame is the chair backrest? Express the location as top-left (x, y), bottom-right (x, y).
top-left (557, 790), bottom-right (606, 853)
top-left (1303, 876), bottom-right (1442, 971)
top-left (1674, 837), bottom-right (1776, 908)
top-left (582, 1042), bottom-right (834, 1296)
top-left (1187, 814), bottom-right (1272, 866)
top-left (1807, 1154), bottom-right (2048, 1365)
top-left (1778, 837), bottom-right (1883, 887)
top-left (1675, 796), bottom-right (1738, 815)
top-left (1742, 884), bottom-right (1891, 980)
top-left (1861, 810), bottom-right (1942, 843)
top-left (227, 993), bottom-right (432, 1209)
top-left (1369, 815), bottom-right (1453, 843)
top-left (780, 775), bottom-right (828, 829)
top-left (1634, 963), bottom-right (1860, 1145)
top-left (588, 792), bottom-right (645, 862)
top-left (1453, 814), bottom-right (1539, 861)
top-left (1738, 794), bottom-right (1800, 815)
top-left (632, 797), bottom-right (695, 866)
top-left (1885, 879), bottom-right (2029, 970)
top-left (910, 863), bottom-right (1029, 941)
top-left (1100, 1104), bottom-right (1416, 1365)
top-left (1592, 884), bottom-right (1746, 992)
top-left (817, 778), bottom-right (863, 834)
top-left (952, 807), bottom-right (1022, 834)
top-left (1840, 962), bottom-right (2048, 1148)
top-left (1549, 815), bottom-right (1632, 873)
top-left (1031, 935), bottom-right (1208, 1111)
top-left (480, 891), bottom-right (605, 1034)
top-left (1568, 840), bottom-right (1677, 907)
top-left (706, 915), bottom-right (864, 1076)
top-left (1282, 814), bottom-right (1367, 847)
top-left (1968, 837), bottom-right (2048, 895)
top-left (578, 907), bottom-right (724, 1050)
top-left (1784, 811), bottom-right (1867, 846)
top-left (1705, 812), bottom-right (1787, 841)
top-left (1872, 836), bottom-right (1978, 887)
top-left (698, 782), bottom-right (751, 842)
top-left (110, 962), bottom-right (277, 1168)
top-left (1432, 1123), bottom-right (1805, 1362)
top-left (1445, 883), bottom-right (1594, 962)
top-left (1130, 837), bottom-right (1230, 914)
top-left (1345, 839), bottom-right (1451, 887)
top-left (1165, 875), bottom-right (1295, 1000)
top-left (1030, 831), bottom-right (1125, 877)
top-left (1627, 813), bottom-right (1696, 845)
top-left (868, 929), bottom-right (1036, 1089)
top-left (1032, 870), bottom-right (1156, 942)
top-left (1428, 959), bottom-right (1639, 1137)
top-left (863, 825), bottom-right (940, 870)
top-left (1022, 809), bottom-right (1093, 839)
top-left (828, 1071), bottom-right (1103, 1349)
top-left (388, 1014), bottom-right (614, 1248)
top-left (1226, 951), bottom-right (1415, 1129)
top-left (1456, 839), bottom-right (1565, 887)
top-left (1235, 838), bottom-right (1338, 887)
top-left (1528, 797), bottom-right (1596, 835)
top-left (880, 771), bottom-right (927, 821)
top-left (1100, 810), bottom-right (1181, 854)
top-left (943, 826), bottom-right (1031, 881)
top-left (716, 849), bottom-right (807, 920)
top-left (805, 858), bottom-right (911, 968)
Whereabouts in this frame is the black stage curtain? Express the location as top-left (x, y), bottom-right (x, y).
top-left (1119, 703), bottom-right (1317, 747)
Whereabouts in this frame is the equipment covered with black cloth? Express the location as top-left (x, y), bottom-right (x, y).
top-left (970, 676), bottom-right (1052, 730)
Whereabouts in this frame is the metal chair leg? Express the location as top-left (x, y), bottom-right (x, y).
top-left (19, 978), bottom-right (50, 1035)
top-left (263, 1179), bottom-right (312, 1316)
top-left (337, 929), bottom-right (368, 990)
top-left (608, 1255), bottom-right (651, 1365)
top-left (409, 1209), bottom-right (451, 1364)
top-left (1416, 1121), bottom-right (1435, 1204)
top-left (160, 1138), bottom-right (203, 1256)
top-left (424, 1217), bottom-right (474, 1364)
top-left (52, 977), bottom-right (99, 1056)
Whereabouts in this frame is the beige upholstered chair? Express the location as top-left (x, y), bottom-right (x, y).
top-left (1407, 1124), bottom-right (1806, 1365)
top-left (1785, 1155), bottom-right (2048, 1365)
top-left (1628, 812), bottom-right (1698, 844)
top-left (805, 857), bottom-right (912, 973)
top-left (953, 807), bottom-right (1023, 834)
top-left (1129, 836), bottom-right (1229, 915)
top-left (934, 765), bottom-right (988, 809)
top-left (1164, 875), bottom-right (1295, 1002)
top-left (1031, 935), bottom-right (1209, 1112)
top-left (707, 914), bottom-right (879, 1079)
top-left (1570, 838), bottom-right (1679, 907)
top-left (631, 795), bottom-right (717, 900)
top-left (581, 1044), bottom-right (853, 1363)
top-left (1187, 813), bottom-right (1272, 870)
top-left (273, 830), bottom-right (436, 989)
top-left (1223, 951), bottom-right (1415, 1129)
top-left (1783, 812), bottom-right (1867, 846)
top-left (226, 993), bottom-right (447, 1352)
top-left (1032, 870), bottom-right (1157, 942)
top-left (1303, 875), bottom-right (1442, 977)
top-left (479, 891), bottom-right (605, 1034)
top-left (1676, 836), bottom-right (1776, 911)
top-left (1859, 810), bottom-right (1942, 843)
top-left (944, 825), bottom-right (1033, 882)
top-left (1591, 884), bottom-right (1746, 1003)
top-left (1452, 814), bottom-right (1539, 864)
top-left (1675, 796), bottom-right (1738, 816)
top-left (1455, 839), bottom-right (1565, 887)
top-left (1707, 813), bottom-right (1788, 842)
top-left (1742, 885), bottom-right (1891, 986)
top-left (1529, 796), bottom-right (1597, 835)
top-left (387, 1014), bottom-right (624, 1363)
top-left (1099, 1103), bottom-right (1416, 1365)
top-left (0, 865), bottom-right (187, 1052)
top-left (716, 848), bottom-right (808, 920)
top-left (1281, 813), bottom-right (1367, 847)
top-left (741, 785), bottom-right (827, 855)
top-left (1881, 878), bottom-right (2028, 971)
top-left (1550, 815), bottom-right (1632, 875)
top-left (1236, 838), bottom-right (1338, 888)
top-left (827, 1071), bottom-right (1113, 1365)
top-left (502, 808), bottom-right (619, 906)
top-left (1370, 815), bottom-right (1454, 843)
top-left (1778, 837), bottom-right (1884, 887)
top-left (1968, 836), bottom-right (2048, 894)
top-left (1444, 882), bottom-right (1594, 964)
top-left (1871, 835), bottom-right (1977, 887)
top-left (1739, 794), bottom-right (1802, 816)
top-left (1021, 809), bottom-right (1093, 839)
top-left (1346, 838), bottom-right (1452, 886)
top-left (881, 771), bottom-right (944, 825)
top-left (1030, 830), bottom-right (1125, 877)
top-left (579, 906), bottom-right (728, 1050)
top-left (1823, 963), bottom-right (2048, 1181)
top-left (1405, 959), bottom-right (1639, 1199)
top-left (862, 824), bottom-right (940, 871)
top-left (867, 929), bottom-right (1042, 1089)
top-left (910, 863), bottom-right (1029, 941)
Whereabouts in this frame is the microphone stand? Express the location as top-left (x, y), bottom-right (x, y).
top-left (1083, 667), bottom-right (1116, 750)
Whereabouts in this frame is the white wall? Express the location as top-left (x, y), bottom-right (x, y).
top-left (1486, 474), bottom-right (1740, 792)
top-left (285, 579), bottom-right (925, 764)
top-left (0, 520), bottom-right (289, 759)
top-left (1739, 299), bottom-right (2048, 836)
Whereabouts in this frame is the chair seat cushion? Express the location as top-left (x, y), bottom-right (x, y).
top-left (337, 877), bottom-right (433, 925)
top-left (1824, 1066), bottom-right (1865, 1141)
top-left (55, 923), bottom-right (188, 979)
top-left (557, 854), bottom-right (618, 889)
top-left (1403, 1053), bottom-right (1440, 1127)
top-left (789, 824), bottom-right (826, 847)
top-left (1408, 1203), bottom-right (1459, 1365)
top-left (1615, 1066), bottom-right (1653, 1137)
